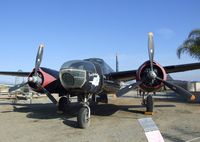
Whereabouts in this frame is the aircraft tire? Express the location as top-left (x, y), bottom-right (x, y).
top-left (58, 96), bottom-right (68, 112)
top-left (77, 107), bottom-right (90, 129)
top-left (146, 95), bottom-right (153, 112)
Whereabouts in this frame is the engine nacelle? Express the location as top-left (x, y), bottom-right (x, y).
top-left (136, 61), bottom-right (167, 92)
top-left (28, 68), bottom-right (57, 92)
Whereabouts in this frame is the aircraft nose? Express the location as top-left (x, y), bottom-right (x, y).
top-left (61, 73), bottom-right (75, 86)
top-left (59, 69), bottom-right (87, 89)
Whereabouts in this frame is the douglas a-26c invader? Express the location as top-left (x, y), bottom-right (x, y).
top-left (0, 32), bottom-right (200, 128)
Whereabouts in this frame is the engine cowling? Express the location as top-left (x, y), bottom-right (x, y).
top-left (28, 68), bottom-right (57, 92)
top-left (136, 61), bottom-right (167, 92)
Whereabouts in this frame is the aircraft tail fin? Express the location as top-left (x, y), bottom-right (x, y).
top-left (116, 53), bottom-right (119, 72)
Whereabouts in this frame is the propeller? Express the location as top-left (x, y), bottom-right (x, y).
top-left (35, 44), bottom-right (44, 76)
top-left (37, 84), bottom-right (57, 104)
top-left (146, 32), bottom-right (195, 101)
top-left (9, 44), bottom-right (44, 92)
top-left (116, 32), bottom-right (156, 97)
top-left (116, 81), bottom-right (143, 97)
top-left (148, 32), bottom-right (154, 72)
top-left (9, 82), bottom-right (28, 92)
top-left (9, 44), bottom-right (57, 104)
top-left (156, 77), bottom-right (195, 101)
top-left (117, 32), bottom-right (196, 101)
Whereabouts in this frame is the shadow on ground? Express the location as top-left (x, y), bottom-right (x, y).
top-left (9, 102), bottom-right (176, 128)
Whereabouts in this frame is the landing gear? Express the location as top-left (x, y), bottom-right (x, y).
top-left (146, 95), bottom-right (153, 112)
top-left (57, 96), bottom-right (70, 113)
top-left (141, 92), bottom-right (146, 106)
top-left (77, 95), bottom-right (91, 129)
top-left (77, 106), bottom-right (90, 128)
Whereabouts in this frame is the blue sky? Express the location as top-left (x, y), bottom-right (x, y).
top-left (0, 0), bottom-right (200, 83)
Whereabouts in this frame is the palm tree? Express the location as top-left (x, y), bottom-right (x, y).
top-left (177, 29), bottom-right (200, 60)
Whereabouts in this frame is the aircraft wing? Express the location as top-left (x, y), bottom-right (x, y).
top-left (0, 71), bottom-right (30, 77)
top-left (163, 62), bottom-right (200, 74)
top-left (106, 62), bottom-right (200, 82)
top-left (106, 70), bottom-right (137, 81)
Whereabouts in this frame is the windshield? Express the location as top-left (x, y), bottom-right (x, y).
top-left (60, 60), bottom-right (96, 73)
top-left (84, 58), bottom-right (114, 74)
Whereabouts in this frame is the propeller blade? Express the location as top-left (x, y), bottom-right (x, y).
top-left (156, 77), bottom-right (195, 101)
top-left (148, 32), bottom-right (154, 71)
top-left (35, 44), bottom-right (44, 76)
top-left (116, 81), bottom-right (143, 97)
top-left (37, 84), bottom-right (57, 104)
top-left (9, 82), bottom-right (28, 92)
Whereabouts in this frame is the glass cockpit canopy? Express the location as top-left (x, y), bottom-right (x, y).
top-left (84, 58), bottom-right (114, 74)
top-left (60, 60), bottom-right (96, 73)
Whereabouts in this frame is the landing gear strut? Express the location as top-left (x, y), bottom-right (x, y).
top-left (77, 95), bottom-right (91, 128)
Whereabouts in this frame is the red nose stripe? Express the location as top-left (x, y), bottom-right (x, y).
top-left (39, 68), bottom-right (57, 87)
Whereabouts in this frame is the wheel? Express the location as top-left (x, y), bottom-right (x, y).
top-left (58, 96), bottom-right (69, 112)
top-left (146, 95), bottom-right (153, 112)
top-left (77, 107), bottom-right (90, 128)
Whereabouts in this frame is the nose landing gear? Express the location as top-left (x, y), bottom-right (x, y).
top-left (77, 95), bottom-right (91, 129)
top-left (77, 105), bottom-right (91, 128)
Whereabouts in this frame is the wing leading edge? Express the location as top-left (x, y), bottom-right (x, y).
top-left (0, 71), bottom-right (30, 77)
top-left (164, 62), bottom-right (200, 74)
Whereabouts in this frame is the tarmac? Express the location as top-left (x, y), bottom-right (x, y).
top-left (0, 91), bottom-right (200, 142)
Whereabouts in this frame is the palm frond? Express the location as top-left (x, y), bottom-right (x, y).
top-left (188, 29), bottom-right (200, 38)
top-left (177, 29), bottom-right (200, 60)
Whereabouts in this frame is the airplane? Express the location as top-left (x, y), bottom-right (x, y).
top-left (0, 32), bottom-right (200, 128)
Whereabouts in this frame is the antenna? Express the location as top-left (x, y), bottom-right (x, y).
top-left (116, 53), bottom-right (119, 72)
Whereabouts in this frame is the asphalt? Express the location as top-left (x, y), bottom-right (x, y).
top-left (0, 91), bottom-right (200, 142)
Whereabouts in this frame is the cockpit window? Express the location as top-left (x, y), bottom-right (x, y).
top-left (61, 60), bottom-right (96, 73)
top-left (84, 58), bottom-right (114, 74)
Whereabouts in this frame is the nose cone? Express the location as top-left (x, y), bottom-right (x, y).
top-left (61, 72), bottom-right (74, 86)
top-left (60, 60), bottom-right (97, 90)
top-left (59, 68), bottom-right (87, 89)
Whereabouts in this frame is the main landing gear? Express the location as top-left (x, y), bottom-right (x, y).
top-left (77, 95), bottom-right (91, 129)
top-left (57, 96), bottom-right (70, 114)
top-left (142, 94), bottom-right (154, 113)
top-left (146, 95), bottom-right (153, 112)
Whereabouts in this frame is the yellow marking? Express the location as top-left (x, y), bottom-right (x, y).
top-left (190, 95), bottom-right (196, 101)
top-left (144, 112), bottom-right (153, 115)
